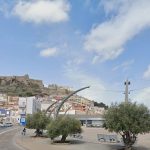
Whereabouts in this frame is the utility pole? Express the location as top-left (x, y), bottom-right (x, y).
top-left (124, 79), bottom-right (130, 103)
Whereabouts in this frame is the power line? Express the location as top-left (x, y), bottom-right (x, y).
top-left (98, 89), bottom-right (124, 93)
top-left (130, 86), bottom-right (150, 92)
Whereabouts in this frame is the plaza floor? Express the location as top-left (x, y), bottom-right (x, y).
top-left (16, 127), bottom-right (150, 150)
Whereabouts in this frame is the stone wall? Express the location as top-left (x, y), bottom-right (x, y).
top-left (0, 74), bottom-right (43, 88)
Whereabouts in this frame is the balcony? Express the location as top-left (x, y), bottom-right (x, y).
top-left (19, 104), bottom-right (26, 108)
top-left (20, 111), bottom-right (26, 115)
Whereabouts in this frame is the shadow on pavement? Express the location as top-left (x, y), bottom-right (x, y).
top-left (52, 140), bottom-right (85, 145)
top-left (70, 140), bottom-right (85, 144)
top-left (107, 144), bottom-right (149, 150)
top-left (133, 146), bottom-right (150, 150)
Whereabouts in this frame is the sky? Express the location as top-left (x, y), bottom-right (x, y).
top-left (0, 0), bottom-right (150, 108)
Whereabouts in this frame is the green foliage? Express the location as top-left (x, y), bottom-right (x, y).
top-left (94, 101), bottom-right (108, 109)
top-left (47, 116), bottom-right (82, 142)
top-left (26, 111), bottom-right (51, 136)
top-left (0, 81), bottom-right (42, 96)
top-left (104, 102), bottom-right (150, 149)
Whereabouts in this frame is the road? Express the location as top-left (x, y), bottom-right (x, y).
top-left (0, 126), bottom-right (23, 150)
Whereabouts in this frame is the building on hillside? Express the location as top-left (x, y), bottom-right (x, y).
top-left (8, 96), bottom-right (19, 105)
top-left (18, 97), bottom-right (41, 115)
top-left (0, 94), bottom-right (7, 107)
top-left (68, 95), bottom-right (94, 107)
top-left (0, 108), bottom-right (13, 124)
top-left (0, 94), bottom-right (20, 124)
top-left (41, 101), bottom-right (53, 111)
top-left (92, 106), bottom-right (105, 115)
top-left (48, 84), bottom-right (72, 96)
top-left (45, 94), bottom-right (104, 116)
top-left (59, 109), bottom-right (76, 115)
top-left (0, 109), bottom-right (10, 117)
top-left (40, 94), bottom-right (105, 127)
top-left (75, 115), bottom-right (105, 127)
top-left (6, 96), bottom-right (19, 111)
top-left (18, 97), bottom-right (41, 125)
top-left (0, 95), bottom-right (19, 114)
top-left (58, 101), bottom-right (73, 115)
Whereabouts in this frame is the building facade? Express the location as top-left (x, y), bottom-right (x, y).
top-left (18, 96), bottom-right (41, 115)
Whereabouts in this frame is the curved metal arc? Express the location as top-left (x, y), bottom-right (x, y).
top-left (64, 106), bottom-right (72, 116)
top-left (45, 101), bottom-right (58, 114)
top-left (48, 104), bottom-right (58, 117)
top-left (55, 86), bottom-right (90, 118)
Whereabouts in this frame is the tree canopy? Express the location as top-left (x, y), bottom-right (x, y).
top-left (104, 102), bottom-right (150, 150)
top-left (26, 111), bottom-right (51, 136)
top-left (94, 101), bottom-right (108, 109)
top-left (47, 116), bottom-right (82, 142)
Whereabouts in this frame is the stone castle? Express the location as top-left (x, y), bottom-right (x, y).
top-left (0, 74), bottom-right (44, 88)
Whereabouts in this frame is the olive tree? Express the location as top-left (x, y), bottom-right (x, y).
top-left (104, 102), bottom-right (150, 150)
top-left (47, 116), bottom-right (82, 142)
top-left (26, 111), bottom-right (51, 136)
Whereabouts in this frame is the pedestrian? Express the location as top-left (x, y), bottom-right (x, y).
top-left (22, 127), bottom-right (26, 136)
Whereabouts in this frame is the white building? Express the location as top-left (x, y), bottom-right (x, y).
top-left (0, 94), bottom-right (7, 102)
top-left (18, 97), bottom-right (41, 115)
top-left (92, 106), bottom-right (105, 115)
top-left (41, 101), bottom-right (53, 111)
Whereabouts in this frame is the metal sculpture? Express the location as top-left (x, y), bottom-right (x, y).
top-left (45, 101), bottom-right (58, 114)
top-left (64, 106), bottom-right (72, 116)
top-left (55, 86), bottom-right (90, 118)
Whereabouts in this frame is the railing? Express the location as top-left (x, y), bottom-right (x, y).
top-left (71, 133), bottom-right (83, 139)
top-left (19, 105), bottom-right (26, 108)
top-left (97, 134), bottom-right (121, 143)
top-left (20, 111), bottom-right (26, 115)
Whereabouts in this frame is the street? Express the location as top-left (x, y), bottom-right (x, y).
top-left (0, 126), bottom-right (23, 150)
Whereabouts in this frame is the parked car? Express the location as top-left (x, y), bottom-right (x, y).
top-left (0, 123), bottom-right (5, 127)
top-left (4, 122), bottom-right (13, 127)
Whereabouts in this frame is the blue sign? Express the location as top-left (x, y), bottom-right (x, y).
top-left (20, 117), bottom-right (26, 126)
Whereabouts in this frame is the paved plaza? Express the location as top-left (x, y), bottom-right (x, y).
top-left (16, 127), bottom-right (150, 150)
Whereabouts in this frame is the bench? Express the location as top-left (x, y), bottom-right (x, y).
top-left (97, 134), bottom-right (120, 143)
top-left (71, 134), bottom-right (83, 139)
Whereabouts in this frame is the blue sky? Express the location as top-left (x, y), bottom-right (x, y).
top-left (0, 0), bottom-right (150, 107)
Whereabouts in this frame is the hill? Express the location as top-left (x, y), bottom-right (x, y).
top-left (0, 75), bottom-right (43, 96)
top-left (0, 75), bottom-right (107, 109)
top-left (0, 75), bottom-right (72, 97)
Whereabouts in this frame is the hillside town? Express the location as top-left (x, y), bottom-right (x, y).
top-left (0, 75), bottom-right (106, 127)
top-left (1, 1), bottom-right (150, 150)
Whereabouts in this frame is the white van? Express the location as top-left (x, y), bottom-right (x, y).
top-left (4, 122), bottom-right (13, 127)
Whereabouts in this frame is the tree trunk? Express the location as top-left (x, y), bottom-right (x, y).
top-left (61, 134), bottom-right (67, 143)
top-left (122, 131), bottom-right (136, 150)
top-left (125, 145), bottom-right (132, 150)
top-left (35, 129), bottom-right (42, 137)
top-left (50, 138), bottom-right (54, 144)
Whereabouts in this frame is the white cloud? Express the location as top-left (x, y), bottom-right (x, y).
top-left (143, 65), bottom-right (150, 79)
top-left (64, 66), bottom-right (105, 100)
top-left (84, 0), bottom-right (101, 14)
top-left (92, 55), bottom-right (100, 64)
top-left (100, 0), bottom-right (129, 15)
top-left (66, 57), bottom-right (85, 66)
top-left (84, 0), bottom-right (150, 62)
top-left (112, 59), bottom-right (134, 72)
top-left (133, 87), bottom-right (150, 108)
top-left (12, 0), bottom-right (70, 24)
top-left (64, 64), bottom-right (121, 105)
top-left (40, 47), bottom-right (58, 57)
